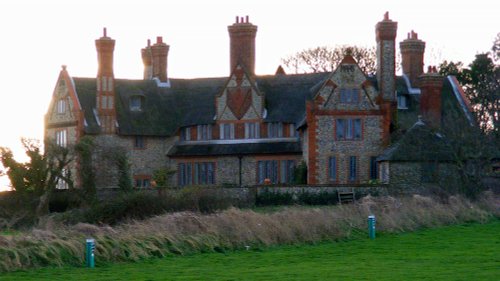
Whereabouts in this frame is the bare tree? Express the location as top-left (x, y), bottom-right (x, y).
top-left (282, 45), bottom-right (377, 74)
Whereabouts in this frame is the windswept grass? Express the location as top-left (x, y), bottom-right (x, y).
top-left (3, 220), bottom-right (499, 280)
top-left (0, 191), bottom-right (498, 272)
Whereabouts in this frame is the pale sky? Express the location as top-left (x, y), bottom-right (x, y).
top-left (0, 0), bottom-right (498, 191)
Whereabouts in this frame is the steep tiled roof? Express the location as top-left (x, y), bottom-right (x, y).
top-left (377, 119), bottom-right (454, 162)
top-left (73, 73), bottom-right (327, 136)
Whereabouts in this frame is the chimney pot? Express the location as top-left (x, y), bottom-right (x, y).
top-left (147, 39), bottom-right (151, 47)
top-left (156, 36), bottom-right (162, 44)
top-left (236, 16), bottom-right (239, 23)
top-left (103, 27), bottom-right (107, 37)
top-left (384, 11), bottom-right (389, 20)
top-left (246, 15), bottom-right (249, 23)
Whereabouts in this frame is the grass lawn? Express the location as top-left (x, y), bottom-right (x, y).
top-left (2, 220), bottom-right (499, 281)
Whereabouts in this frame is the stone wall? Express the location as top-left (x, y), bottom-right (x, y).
top-left (388, 162), bottom-right (461, 193)
top-left (315, 115), bottom-right (383, 184)
top-left (92, 135), bottom-right (174, 188)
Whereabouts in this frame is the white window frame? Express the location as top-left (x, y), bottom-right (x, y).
top-left (57, 99), bottom-right (66, 114)
top-left (56, 130), bottom-right (67, 147)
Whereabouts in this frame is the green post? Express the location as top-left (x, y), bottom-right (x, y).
top-left (86, 238), bottom-right (95, 268)
top-left (368, 215), bottom-right (376, 239)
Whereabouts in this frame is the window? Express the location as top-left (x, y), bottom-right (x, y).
top-left (220, 123), bottom-right (235, 139)
top-left (380, 162), bottom-right (390, 183)
top-left (421, 162), bottom-right (438, 183)
top-left (397, 95), bottom-right (408, 109)
top-left (267, 122), bottom-right (283, 138)
top-left (349, 156), bottom-right (357, 182)
top-left (280, 160), bottom-right (295, 184)
top-left (134, 136), bottom-right (145, 149)
top-left (102, 76), bottom-right (107, 91)
top-left (336, 119), bottom-right (362, 140)
top-left (257, 160), bottom-right (278, 184)
top-left (289, 123), bottom-right (298, 137)
top-left (245, 123), bottom-right (260, 139)
top-left (134, 176), bottom-right (151, 188)
top-left (328, 157), bottom-right (337, 181)
top-left (193, 162), bottom-right (216, 185)
top-left (197, 124), bottom-right (212, 140)
top-left (55, 130), bottom-right (67, 147)
top-left (257, 160), bottom-right (295, 184)
top-left (340, 88), bottom-right (359, 103)
top-left (57, 99), bottom-right (66, 114)
top-left (180, 127), bottom-right (191, 141)
top-left (130, 96), bottom-right (143, 111)
top-left (107, 96), bottom-right (114, 109)
top-left (101, 96), bottom-right (108, 109)
top-left (179, 162), bottom-right (215, 186)
top-left (56, 169), bottom-right (69, 189)
top-left (370, 157), bottom-right (378, 180)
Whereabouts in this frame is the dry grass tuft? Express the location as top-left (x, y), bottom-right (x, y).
top-left (0, 192), bottom-right (498, 272)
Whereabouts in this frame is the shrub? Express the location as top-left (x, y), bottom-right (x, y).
top-left (256, 188), bottom-right (294, 206)
top-left (297, 190), bottom-right (338, 205)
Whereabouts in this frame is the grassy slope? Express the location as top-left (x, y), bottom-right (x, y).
top-left (3, 220), bottom-right (499, 281)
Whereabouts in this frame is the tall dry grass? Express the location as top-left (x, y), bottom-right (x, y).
top-left (0, 192), bottom-right (498, 272)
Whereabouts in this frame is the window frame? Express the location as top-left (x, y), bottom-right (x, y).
top-left (129, 95), bottom-right (143, 111)
top-left (328, 156), bottom-right (337, 182)
top-left (336, 118), bottom-right (362, 140)
top-left (134, 135), bottom-right (145, 149)
top-left (348, 156), bottom-right (357, 182)
top-left (56, 99), bottom-right (66, 114)
top-left (340, 88), bottom-right (360, 104)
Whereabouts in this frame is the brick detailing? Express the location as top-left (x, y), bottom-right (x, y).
top-left (375, 12), bottom-right (397, 103)
top-left (306, 101), bottom-right (318, 184)
top-left (141, 39), bottom-right (153, 80)
top-left (151, 36), bottom-right (169, 82)
top-left (228, 16), bottom-right (258, 76)
top-left (419, 67), bottom-right (444, 128)
top-left (400, 30), bottom-right (425, 86)
top-left (95, 28), bottom-right (116, 134)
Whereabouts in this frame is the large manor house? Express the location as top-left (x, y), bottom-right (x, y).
top-left (45, 13), bottom-right (473, 189)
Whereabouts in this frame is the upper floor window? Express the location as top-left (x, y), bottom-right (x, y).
top-left (134, 136), bottom-right (145, 149)
top-left (245, 122), bottom-right (260, 139)
top-left (340, 88), bottom-right (360, 103)
top-left (57, 99), bottom-right (66, 114)
top-left (180, 127), bottom-right (191, 141)
top-left (56, 130), bottom-right (67, 147)
top-left (130, 96), bottom-right (143, 111)
top-left (336, 118), bottom-right (362, 140)
top-left (197, 124), bottom-right (212, 140)
top-left (267, 122), bottom-right (283, 138)
top-left (220, 123), bottom-right (235, 139)
top-left (397, 95), bottom-right (408, 109)
top-left (289, 123), bottom-right (298, 137)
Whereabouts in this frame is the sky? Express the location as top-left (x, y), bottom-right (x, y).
top-left (0, 0), bottom-right (498, 191)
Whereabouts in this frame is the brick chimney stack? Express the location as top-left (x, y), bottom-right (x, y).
top-left (228, 15), bottom-right (258, 75)
top-left (95, 28), bottom-right (116, 134)
top-left (141, 39), bottom-right (153, 80)
top-left (151, 36), bottom-right (170, 82)
top-left (419, 66), bottom-right (444, 128)
top-left (400, 30), bottom-right (426, 86)
top-left (95, 27), bottom-right (115, 79)
top-left (375, 12), bottom-right (398, 103)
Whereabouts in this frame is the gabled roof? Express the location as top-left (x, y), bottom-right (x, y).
top-left (377, 119), bottom-right (454, 162)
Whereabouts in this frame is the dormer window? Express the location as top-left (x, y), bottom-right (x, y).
top-left (397, 95), bottom-right (408, 109)
top-left (130, 95), bottom-right (143, 111)
top-left (340, 88), bottom-right (359, 103)
top-left (57, 99), bottom-right (66, 114)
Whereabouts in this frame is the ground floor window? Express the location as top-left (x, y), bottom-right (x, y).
top-left (258, 159), bottom-right (296, 184)
top-left (134, 175), bottom-right (151, 188)
top-left (370, 156), bottom-right (378, 180)
top-left (328, 157), bottom-right (337, 182)
top-left (349, 156), bottom-right (357, 182)
top-left (421, 162), bottom-right (438, 183)
top-left (178, 161), bottom-right (215, 186)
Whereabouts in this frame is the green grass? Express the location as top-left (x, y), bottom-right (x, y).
top-left (2, 220), bottom-right (499, 281)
